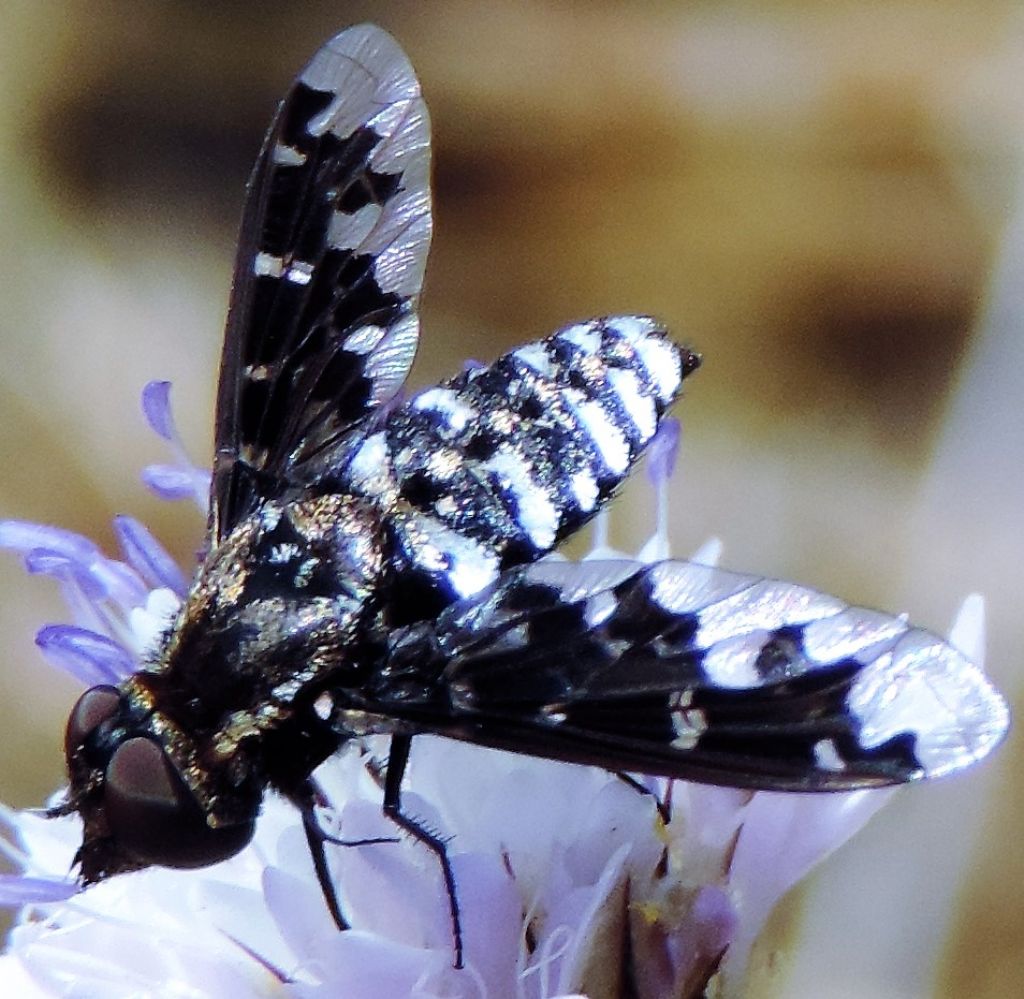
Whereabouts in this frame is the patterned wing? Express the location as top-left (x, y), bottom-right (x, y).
top-left (337, 316), bottom-right (701, 623)
top-left (376, 559), bottom-right (1009, 789)
top-left (212, 25), bottom-right (431, 540)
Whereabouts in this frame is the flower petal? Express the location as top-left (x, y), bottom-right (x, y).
top-left (141, 463), bottom-right (208, 502)
top-left (0, 522), bottom-right (99, 562)
top-left (140, 380), bottom-right (176, 441)
top-left (140, 381), bottom-right (212, 512)
top-left (262, 866), bottom-right (336, 962)
top-left (690, 536), bottom-right (723, 566)
top-left (646, 417), bottom-right (681, 485)
top-left (948, 593), bottom-right (986, 667)
top-left (0, 874), bottom-right (78, 906)
top-left (719, 788), bottom-right (895, 988)
top-left (289, 931), bottom-right (449, 999)
top-left (35, 625), bottom-right (134, 685)
top-left (22, 550), bottom-right (106, 600)
top-left (449, 851), bottom-right (521, 994)
top-left (113, 516), bottom-right (189, 596)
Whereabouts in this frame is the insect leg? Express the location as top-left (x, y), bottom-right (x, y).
top-left (383, 734), bottom-right (465, 969)
top-left (296, 778), bottom-right (398, 932)
top-left (614, 771), bottom-right (672, 824)
top-left (613, 772), bottom-right (675, 877)
top-left (299, 788), bottom-right (349, 932)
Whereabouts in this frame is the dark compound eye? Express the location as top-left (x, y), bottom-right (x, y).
top-left (65, 685), bottom-right (122, 759)
top-left (104, 737), bottom-right (255, 869)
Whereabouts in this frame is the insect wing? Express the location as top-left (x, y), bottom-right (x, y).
top-left (213, 25), bottom-right (431, 539)
top-left (379, 558), bottom-right (1009, 790)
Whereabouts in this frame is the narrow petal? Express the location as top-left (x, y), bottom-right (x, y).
top-left (646, 417), bottom-right (681, 486)
top-left (554, 844), bottom-right (632, 996)
top-left (948, 593), bottom-right (986, 667)
top-left (261, 866), bottom-right (336, 961)
top-left (636, 531), bottom-right (669, 564)
top-left (140, 380), bottom-right (176, 441)
top-left (23, 551), bottom-right (106, 601)
top-left (290, 931), bottom-right (449, 999)
top-left (719, 788), bottom-right (895, 988)
top-left (0, 874), bottom-right (78, 906)
top-left (0, 522), bottom-right (99, 561)
top-left (584, 511), bottom-right (629, 560)
top-left (35, 625), bottom-right (134, 685)
top-left (140, 382), bottom-right (212, 513)
top-left (141, 463), bottom-right (207, 501)
top-left (0, 953), bottom-right (52, 998)
top-left (635, 417), bottom-right (681, 563)
top-left (690, 884), bottom-right (738, 958)
top-left (449, 852), bottom-right (520, 995)
top-left (85, 556), bottom-right (149, 610)
top-left (113, 516), bottom-right (189, 596)
top-left (690, 536), bottom-right (723, 566)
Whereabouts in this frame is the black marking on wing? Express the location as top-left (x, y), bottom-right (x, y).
top-left (372, 559), bottom-right (1009, 790)
top-left (212, 25), bottom-right (431, 540)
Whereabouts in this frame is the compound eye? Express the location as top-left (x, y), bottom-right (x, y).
top-left (104, 738), bottom-right (254, 869)
top-left (65, 685), bottom-right (121, 759)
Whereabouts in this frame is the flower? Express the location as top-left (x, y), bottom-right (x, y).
top-left (0, 389), bottom-right (987, 998)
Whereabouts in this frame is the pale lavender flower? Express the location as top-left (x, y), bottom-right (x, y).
top-left (0, 389), bottom-right (983, 997)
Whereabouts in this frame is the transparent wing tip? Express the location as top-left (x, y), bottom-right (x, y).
top-left (850, 629), bottom-right (1010, 781)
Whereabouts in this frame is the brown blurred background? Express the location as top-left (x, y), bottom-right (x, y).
top-left (0, 1), bottom-right (1020, 995)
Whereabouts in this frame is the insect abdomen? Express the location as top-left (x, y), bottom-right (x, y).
top-left (342, 316), bottom-right (699, 620)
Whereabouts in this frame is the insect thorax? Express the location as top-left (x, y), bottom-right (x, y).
top-left (123, 491), bottom-right (389, 820)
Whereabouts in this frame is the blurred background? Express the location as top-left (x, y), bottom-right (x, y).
top-left (0, 1), bottom-right (1020, 995)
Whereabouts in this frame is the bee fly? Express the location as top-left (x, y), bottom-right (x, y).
top-left (55, 24), bottom-right (1008, 967)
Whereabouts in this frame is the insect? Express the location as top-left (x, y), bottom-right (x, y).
top-left (53, 24), bottom-right (1008, 968)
